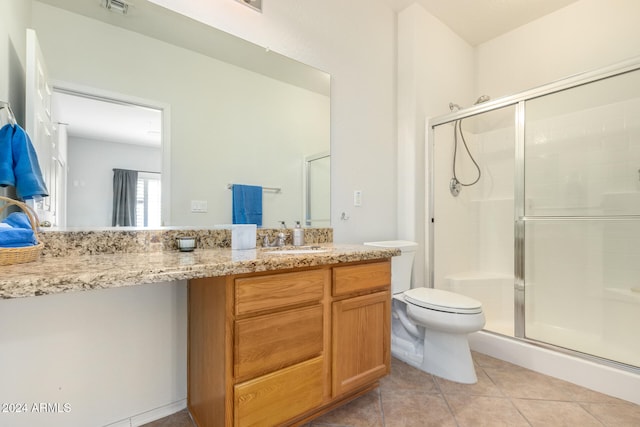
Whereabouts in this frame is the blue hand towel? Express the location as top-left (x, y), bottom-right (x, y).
top-left (0, 124), bottom-right (15, 187)
top-left (0, 212), bottom-right (37, 248)
top-left (10, 124), bottom-right (48, 200)
top-left (232, 184), bottom-right (262, 226)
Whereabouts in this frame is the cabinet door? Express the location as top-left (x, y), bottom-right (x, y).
top-left (332, 291), bottom-right (390, 397)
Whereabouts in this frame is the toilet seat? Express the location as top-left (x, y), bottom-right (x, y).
top-left (404, 288), bottom-right (482, 314)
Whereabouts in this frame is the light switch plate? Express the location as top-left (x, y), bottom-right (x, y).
top-left (353, 190), bottom-right (362, 207)
top-left (191, 200), bottom-right (208, 213)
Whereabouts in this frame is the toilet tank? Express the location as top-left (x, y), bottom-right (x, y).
top-left (363, 240), bottom-right (418, 295)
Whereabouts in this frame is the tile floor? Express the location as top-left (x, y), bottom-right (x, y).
top-left (144, 352), bottom-right (640, 427)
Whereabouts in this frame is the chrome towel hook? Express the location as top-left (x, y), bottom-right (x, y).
top-left (0, 100), bottom-right (17, 127)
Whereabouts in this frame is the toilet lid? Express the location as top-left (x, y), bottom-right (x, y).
top-left (404, 288), bottom-right (483, 314)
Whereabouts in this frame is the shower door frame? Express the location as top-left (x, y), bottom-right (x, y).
top-left (427, 55), bottom-right (640, 371)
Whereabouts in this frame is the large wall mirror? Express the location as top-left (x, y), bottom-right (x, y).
top-left (28, 0), bottom-right (330, 229)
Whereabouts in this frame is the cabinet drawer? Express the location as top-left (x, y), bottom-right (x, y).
top-left (333, 261), bottom-right (391, 297)
top-left (234, 356), bottom-right (323, 427)
top-left (235, 269), bottom-right (326, 315)
top-left (235, 305), bottom-right (323, 381)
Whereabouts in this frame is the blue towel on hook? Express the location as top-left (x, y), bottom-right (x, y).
top-left (0, 212), bottom-right (37, 248)
top-left (232, 184), bottom-right (262, 226)
top-left (0, 124), bottom-right (49, 200)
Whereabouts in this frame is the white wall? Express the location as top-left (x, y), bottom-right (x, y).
top-left (397, 3), bottom-right (475, 285)
top-left (0, 0), bottom-right (29, 123)
top-left (0, 281), bottom-right (188, 427)
top-left (147, 0), bottom-right (398, 243)
top-left (66, 137), bottom-right (162, 228)
top-left (476, 0), bottom-right (640, 99)
top-left (32, 2), bottom-right (330, 229)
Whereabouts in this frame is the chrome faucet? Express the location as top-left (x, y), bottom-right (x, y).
top-left (262, 221), bottom-right (289, 247)
top-left (263, 231), bottom-right (287, 247)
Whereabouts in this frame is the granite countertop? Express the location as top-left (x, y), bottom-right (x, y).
top-left (0, 244), bottom-right (400, 299)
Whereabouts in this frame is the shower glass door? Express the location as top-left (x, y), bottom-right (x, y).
top-left (431, 105), bottom-right (516, 337)
top-left (523, 68), bottom-right (640, 368)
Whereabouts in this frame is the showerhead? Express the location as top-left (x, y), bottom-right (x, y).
top-left (474, 95), bottom-right (491, 105)
top-left (449, 96), bottom-right (489, 112)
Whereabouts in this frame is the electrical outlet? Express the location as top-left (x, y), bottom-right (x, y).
top-left (353, 190), bottom-right (362, 207)
top-left (191, 200), bottom-right (208, 213)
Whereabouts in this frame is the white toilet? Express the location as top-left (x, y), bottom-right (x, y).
top-left (364, 240), bottom-right (485, 383)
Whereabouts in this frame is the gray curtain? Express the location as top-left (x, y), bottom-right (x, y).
top-left (112, 169), bottom-right (138, 226)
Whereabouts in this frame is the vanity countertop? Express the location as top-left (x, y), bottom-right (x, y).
top-left (0, 244), bottom-right (400, 299)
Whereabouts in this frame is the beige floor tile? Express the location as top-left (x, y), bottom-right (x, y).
top-left (512, 398), bottom-right (602, 427)
top-left (483, 365), bottom-right (579, 401)
top-left (581, 402), bottom-right (640, 427)
top-left (471, 351), bottom-right (516, 370)
top-left (381, 389), bottom-right (456, 427)
top-left (379, 358), bottom-right (439, 394)
top-left (434, 368), bottom-right (504, 397)
top-left (141, 409), bottom-right (194, 427)
top-left (445, 394), bottom-right (529, 427)
top-left (150, 355), bottom-right (640, 427)
top-left (310, 389), bottom-right (383, 427)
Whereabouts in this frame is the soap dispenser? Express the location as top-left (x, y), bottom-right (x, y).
top-left (293, 221), bottom-right (305, 246)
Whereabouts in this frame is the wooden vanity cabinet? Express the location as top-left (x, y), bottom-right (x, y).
top-left (188, 259), bottom-right (391, 427)
top-left (331, 262), bottom-right (391, 397)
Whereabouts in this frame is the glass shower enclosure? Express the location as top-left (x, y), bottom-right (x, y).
top-left (428, 57), bottom-right (640, 370)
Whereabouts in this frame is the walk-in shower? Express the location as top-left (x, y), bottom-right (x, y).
top-left (428, 57), bottom-right (640, 402)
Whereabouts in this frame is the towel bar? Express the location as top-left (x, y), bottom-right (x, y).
top-left (227, 183), bottom-right (281, 193)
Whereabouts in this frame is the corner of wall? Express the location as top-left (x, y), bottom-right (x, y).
top-left (0, 0), bottom-right (31, 124)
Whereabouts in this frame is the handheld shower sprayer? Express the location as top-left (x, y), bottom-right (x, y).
top-left (447, 95), bottom-right (490, 197)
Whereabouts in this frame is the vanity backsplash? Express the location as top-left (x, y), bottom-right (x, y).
top-left (40, 227), bottom-right (333, 257)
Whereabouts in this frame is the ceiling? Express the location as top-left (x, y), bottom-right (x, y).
top-left (387, 0), bottom-right (579, 46)
top-left (52, 0), bottom-right (579, 145)
top-left (51, 91), bottom-right (162, 147)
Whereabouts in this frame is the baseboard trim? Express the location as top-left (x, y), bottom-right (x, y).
top-left (131, 399), bottom-right (187, 426)
top-left (104, 399), bottom-right (187, 427)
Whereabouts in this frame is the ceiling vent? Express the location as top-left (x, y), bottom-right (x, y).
top-left (103, 0), bottom-right (130, 15)
top-left (236, 0), bottom-right (262, 13)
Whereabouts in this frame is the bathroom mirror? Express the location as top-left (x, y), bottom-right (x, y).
top-left (28, 0), bottom-right (331, 228)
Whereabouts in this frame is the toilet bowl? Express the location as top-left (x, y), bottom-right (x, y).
top-left (364, 240), bottom-right (485, 384)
